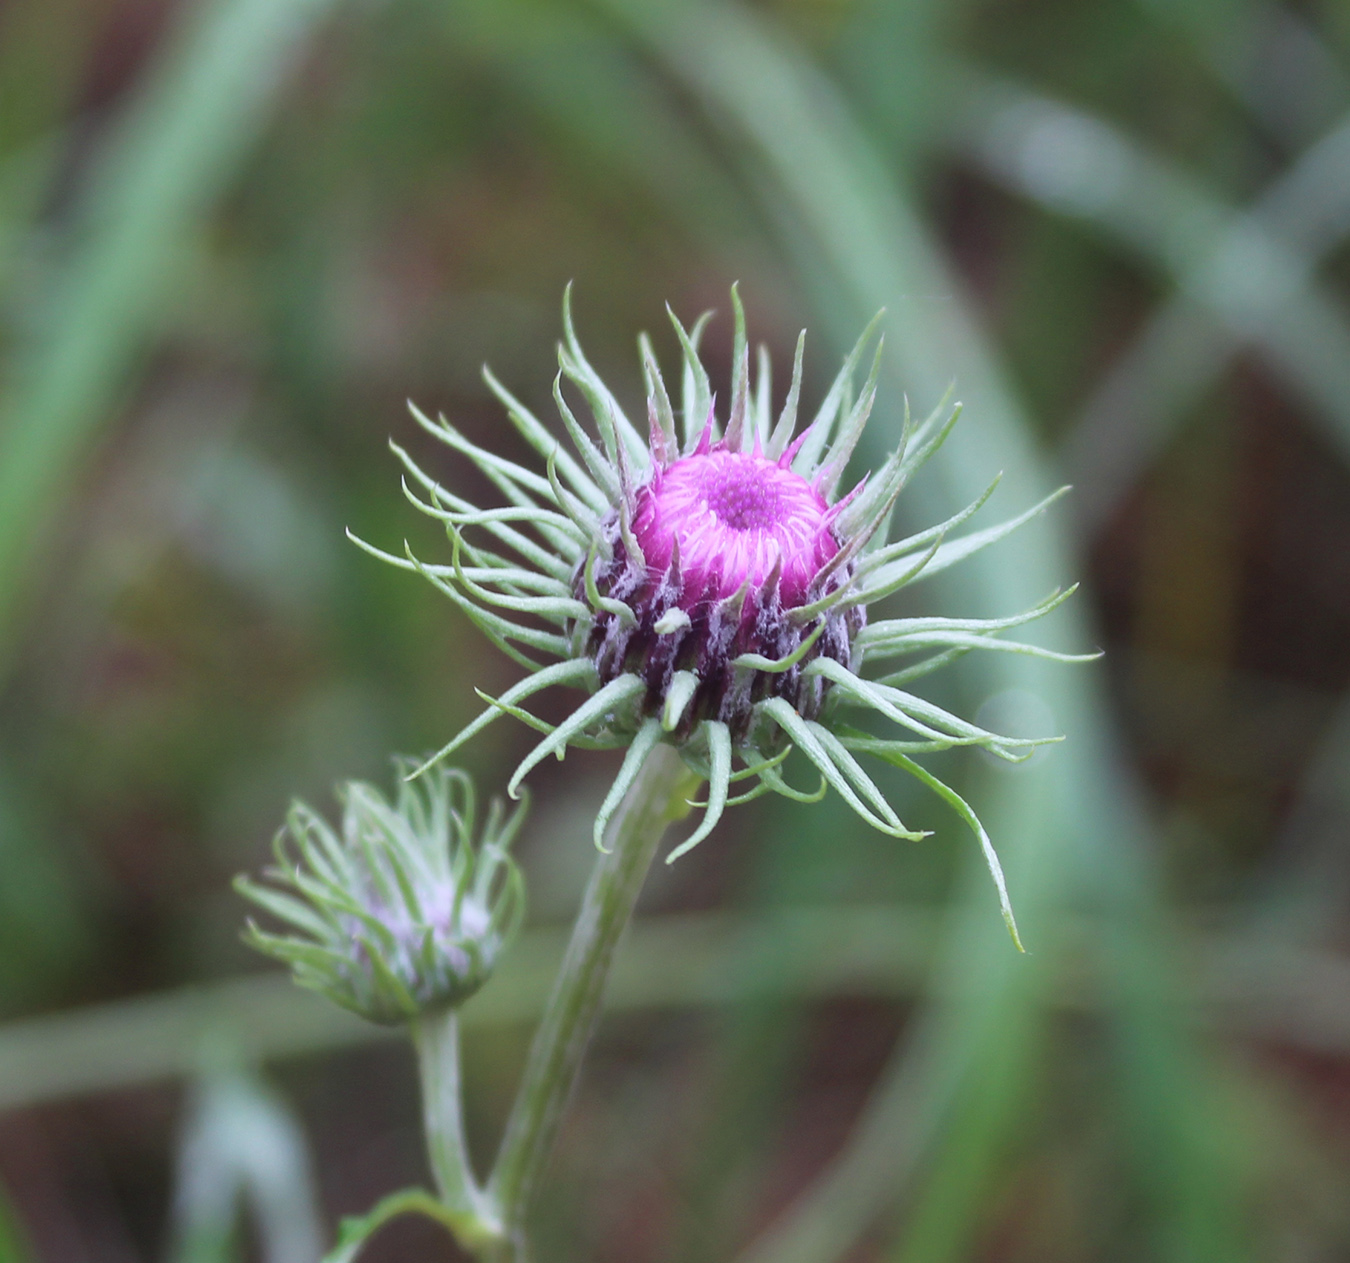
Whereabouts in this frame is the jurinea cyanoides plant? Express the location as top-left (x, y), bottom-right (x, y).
top-left (357, 286), bottom-right (1090, 947)
top-left (241, 289), bottom-right (1091, 1262)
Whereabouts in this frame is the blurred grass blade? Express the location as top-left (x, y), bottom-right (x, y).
top-left (598, 2), bottom-right (1250, 1259)
top-left (0, 0), bottom-right (338, 672)
top-left (1129, 0), bottom-right (1349, 147)
top-left (1251, 687), bottom-right (1350, 941)
top-left (943, 71), bottom-right (1350, 531)
top-left (444, 0), bottom-right (758, 255)
top-left (1062, 105), bottom-right (1350, 533)
top-left (0, 908), bottom-right (1344, 1115)
top-left (168, 1064), bottom-right (322, 1263)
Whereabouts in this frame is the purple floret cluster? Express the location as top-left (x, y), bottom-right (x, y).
top-left (582, 409), bottom-right (864, 741)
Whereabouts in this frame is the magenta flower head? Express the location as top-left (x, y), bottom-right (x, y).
top-left (356, 288), bottom-right (1093, 946)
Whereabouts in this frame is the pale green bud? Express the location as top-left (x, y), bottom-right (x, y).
top-left (236, 762), bottom-right (526, 1025)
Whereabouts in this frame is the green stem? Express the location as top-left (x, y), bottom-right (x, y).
top-left (412, 1008), bottom-right (499, 1243)
top-left (486, 743), bottom-right (694, 1259)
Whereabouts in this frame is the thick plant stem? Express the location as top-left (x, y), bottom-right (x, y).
top-left (412, 1008), bottom-right (498, 1239)
top-left (486, 743), bottom-right (694, 1259)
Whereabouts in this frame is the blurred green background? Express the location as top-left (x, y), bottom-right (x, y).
top-left (1, 0), bottom-right (1349, 1258)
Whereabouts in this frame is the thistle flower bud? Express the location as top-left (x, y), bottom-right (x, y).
top-left (236, 763), bottom-right (526, 1024)
top-left (354, 287), bottom-right (1097, 948)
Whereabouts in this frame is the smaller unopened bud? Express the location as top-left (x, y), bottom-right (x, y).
top-left (236, 762), bottom-right (526, 1025)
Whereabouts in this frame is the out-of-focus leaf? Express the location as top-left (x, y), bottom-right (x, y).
top-left (1063, 101), bottom-right (1350, 531)
top-left (1130, 0), bottom-right (1349, 146)
top-left (167, 1063), bottom-right (322, 1263)
top-left (945, 72), bottom-right (1350, 529)
top-left (0, 0), bottom-right (87, 298)
top-left (0, 760), bottom-right (88, 1012)
top-left (0, 1178), bottom-right (34, 1263)
top-left (0, 0), bottom-right (340, 671)
top-left (1251, 688), bottom-right (1350, 941)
